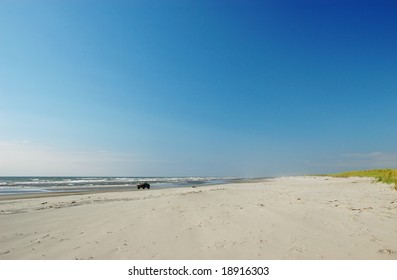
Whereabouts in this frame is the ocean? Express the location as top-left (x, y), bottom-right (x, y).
top-left (0, 176), bottom-right (244, 196)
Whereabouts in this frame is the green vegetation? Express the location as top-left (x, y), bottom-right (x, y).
top-left (328, 169), bottom-right (397, 190)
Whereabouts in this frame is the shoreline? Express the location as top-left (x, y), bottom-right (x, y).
top-left (1, 176), bottom-right (396, 260)
top-left (0, 177), bottom-right (272, 201)
top-left (0, 176), bottom-right (267, 199)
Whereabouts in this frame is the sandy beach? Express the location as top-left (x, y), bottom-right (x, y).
top-left (0, 176), bottom-right (396, 260)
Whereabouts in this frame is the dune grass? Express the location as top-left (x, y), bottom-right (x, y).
top-left (328, 169), bottom-right (397, 190)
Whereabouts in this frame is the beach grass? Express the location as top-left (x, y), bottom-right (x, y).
top-left (327, 169), bottom-right (397, 190)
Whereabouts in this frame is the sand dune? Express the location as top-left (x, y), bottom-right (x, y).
top-left (0, 176), bottom-right (396, 259)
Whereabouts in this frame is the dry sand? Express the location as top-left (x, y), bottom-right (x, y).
top-left (0, 176), bottom-right (396, 260)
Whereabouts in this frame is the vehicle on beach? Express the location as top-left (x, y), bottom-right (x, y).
top-left (137, 182), bottom-right (150, 189)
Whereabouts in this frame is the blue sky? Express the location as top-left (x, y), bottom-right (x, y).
top-left (0, 0), bottom-right (396, 176)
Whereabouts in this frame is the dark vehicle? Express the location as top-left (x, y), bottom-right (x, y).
top-left (137, 182), bottom-right (150, 189)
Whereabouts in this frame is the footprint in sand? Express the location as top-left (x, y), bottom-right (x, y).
top-left (378, 248), bottom-right (397, 255)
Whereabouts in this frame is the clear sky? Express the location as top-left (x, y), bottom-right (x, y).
top-left (0, 0), bottom-right (396, 177)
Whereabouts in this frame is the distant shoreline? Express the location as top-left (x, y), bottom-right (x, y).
top-left (0, 176), bottom-right (273, 200)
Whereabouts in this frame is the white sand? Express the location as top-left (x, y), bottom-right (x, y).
top-left (0, 176), bottom-right (396, 259)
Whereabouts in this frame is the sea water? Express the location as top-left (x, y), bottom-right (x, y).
top-left (0, 176), bottom-right (244, 196)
